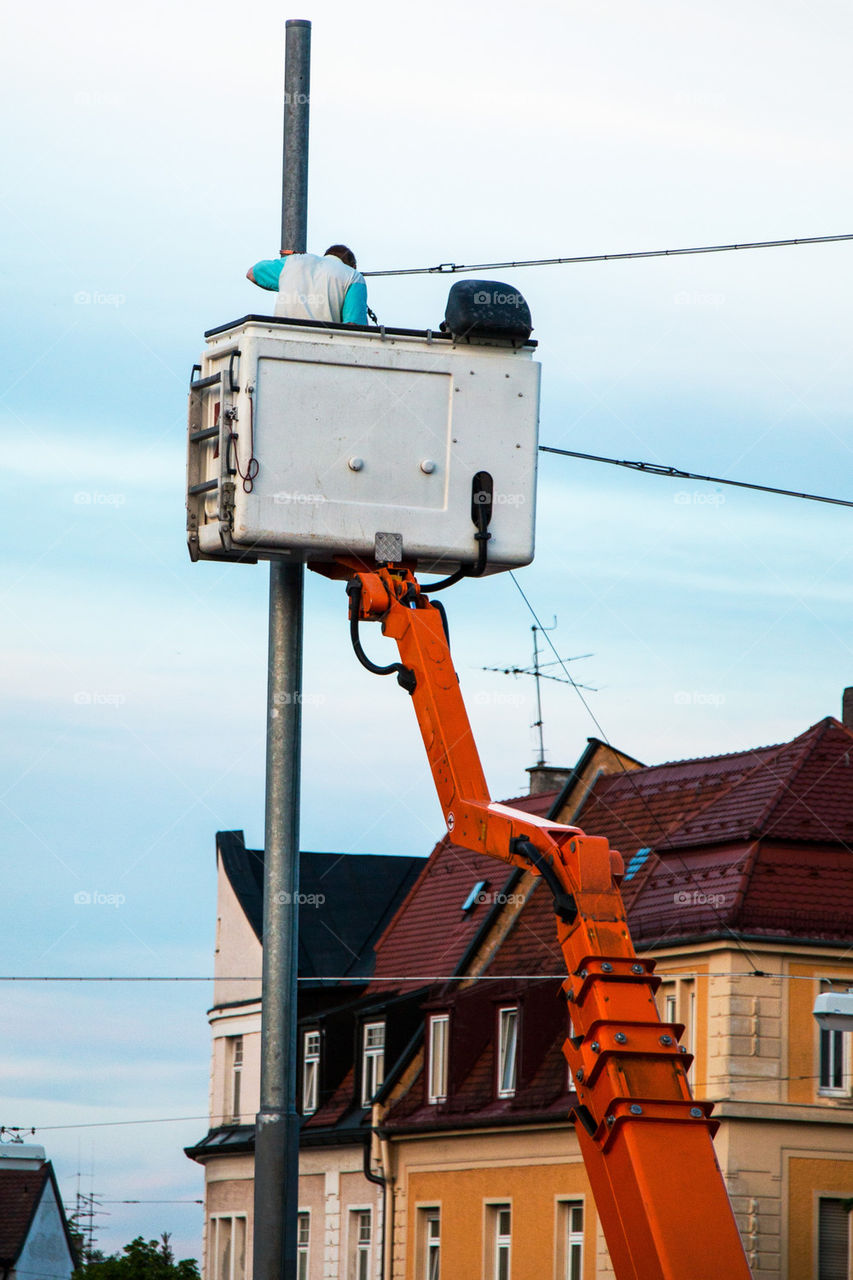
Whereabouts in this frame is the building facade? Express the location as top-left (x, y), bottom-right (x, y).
top-left (186, 832), bottom-right (422, 1280)
top-left (368, 718), bottom-right (853, 1280)
top-left (189, 710), bottom-right (853, 1279)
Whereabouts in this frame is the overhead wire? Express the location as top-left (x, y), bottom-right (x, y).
top-left (0, 970), bottom-right (843, 983)
top-left (539, 446), bottom-right (853, 509)
top-left (508, 572), bottom-right (769, 974)
top-left (362, 231), bottom-right (853, 277)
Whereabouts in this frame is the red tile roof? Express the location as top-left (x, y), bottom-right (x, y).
top-left (382, 719), bottom-right (853, 1133)
top-left (576, 718), bottom-right (853, 856)
top-left (367, 791), bottom-right (559, 993)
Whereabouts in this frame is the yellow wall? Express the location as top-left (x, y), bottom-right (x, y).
top-left (788, 960), bottom-right (853, 1104)
top-left (405, 1161), bottom-right (594, 1280)
top-left (788, 1155), bottom-right (853, 1280)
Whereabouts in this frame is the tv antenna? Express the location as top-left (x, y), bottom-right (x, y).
top-left (482, 620), bottom-right (595, 766)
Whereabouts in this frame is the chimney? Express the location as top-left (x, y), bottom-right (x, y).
top-left (843, 688), bottom-right (853, 730)
top-left (526, 764), bottom-right (573, 796)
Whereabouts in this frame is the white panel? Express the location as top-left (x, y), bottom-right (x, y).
top-left (187, 319), bottom-right (540, 573)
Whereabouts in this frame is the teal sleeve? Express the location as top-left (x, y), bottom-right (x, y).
top-left (251, 259), bottom-right (286, 290)
top-left (342, 279), bottom-right (368, 325)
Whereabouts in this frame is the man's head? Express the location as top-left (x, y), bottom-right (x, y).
top-left (325, 244), bottom-right (357, 269)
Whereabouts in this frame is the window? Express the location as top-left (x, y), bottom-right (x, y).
top-left (348, 1209), bottom-right (372, 1280)
top-left (819, 1027), bottom-right (850, 1095)
top-left (226, 1036), bottom-right (243, 1122)
top-left (362, 1022), bottom-right (385, 1107)
top-left (557, 1201), bottom-right (584, 1280)
top-left (210, 1216), bottom-right (247, 1280)
top-left (819, 1198), bottom-right (851, 1279)
top-left (486, 1204), bottom-right (511, 1280)
top-left (428, 1016), bottom-right (449, 1104)
top-left (462, 880), bottom-right (487, 911)
top-left (497, 1008), bottom-right (518, 1098)
top-left (303, 1030), bottom-right (320, 1114)
top-left (664, 992), bottom-right (677, 1025)
top-left (297, 1212), bottom-right (310, 1280)
top-left (424, 1210), bottom-right (441, 1280)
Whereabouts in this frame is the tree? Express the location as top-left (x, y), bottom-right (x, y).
top-left (73, 1232), bottom-right (199, 1280)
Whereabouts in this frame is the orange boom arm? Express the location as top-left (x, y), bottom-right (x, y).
top-left (341, 564), bottom-right (752, 1280)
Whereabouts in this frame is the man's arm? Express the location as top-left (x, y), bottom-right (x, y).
top-left (247, 259), bottom-right (287, 290)
top-left (342, 277), bottom-right (368, 325)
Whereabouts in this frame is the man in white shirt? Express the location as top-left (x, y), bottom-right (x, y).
top-left (246, 244), bottom-right (368, 324)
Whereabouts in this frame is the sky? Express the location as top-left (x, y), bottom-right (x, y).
top-left (2, 0), bottom-right (852, 1260)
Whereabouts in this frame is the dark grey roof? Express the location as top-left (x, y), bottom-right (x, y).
top-left (216, 831), bottom-right (424, 981)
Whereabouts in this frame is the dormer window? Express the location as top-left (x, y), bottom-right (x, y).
top-left (302, 1030), bottom-right (320, 1115)
top-left (361, 1022), bottom-right (385, 1107)
top-left (462, 881), bottom-right (487, 912)
top-left (497, 1007), bottom-right (518, 1098)
top-left (428, 1015), bottom-right (449, 1104)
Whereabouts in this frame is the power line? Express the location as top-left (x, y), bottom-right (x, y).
top-left (0, 962), bottom-right (840, 983)
top-left (362, 231), bottom-right (853, 278)
top-left (539, 445), bottom-right (853, 509)
top-left (508, 572), bottom-right (768, 975)
top-left (0, 975), bottom-right (253, 982)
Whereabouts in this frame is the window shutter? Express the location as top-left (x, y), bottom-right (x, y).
top-left (818, 1198), bottom-right (850, 1280)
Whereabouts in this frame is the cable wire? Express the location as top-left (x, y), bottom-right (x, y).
top-left (508, 572), bottom-right (768, 974)
top-left (362, 232), bottom-right (853, 277)
top-left (539, 445), bottom-right (853, 509)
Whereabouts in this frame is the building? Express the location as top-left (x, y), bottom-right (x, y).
top-left (189, 707), bottom-right (853, 1280)
top-left (369, 715), bottom-right (853, 1280)
top-left (185, 832), bottom-right (423, 1280)
top-left (0, 1144), bottom-right (77, 1280)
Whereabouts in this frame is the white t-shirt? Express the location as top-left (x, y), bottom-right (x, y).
top-left (274, 253), bottom-right (363, 323)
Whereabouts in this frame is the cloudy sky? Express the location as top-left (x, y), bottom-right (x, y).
top-left (2, 0), bottom-right (852, 1259)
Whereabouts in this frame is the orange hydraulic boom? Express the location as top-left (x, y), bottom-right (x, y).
top-left (335, 562), bottom-right (752, 1280)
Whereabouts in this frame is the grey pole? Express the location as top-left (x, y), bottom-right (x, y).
top-left (253, 19), bottom-right (311, 1280)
